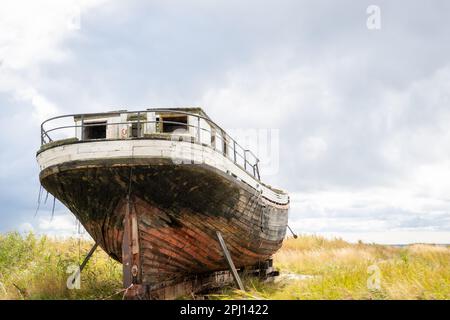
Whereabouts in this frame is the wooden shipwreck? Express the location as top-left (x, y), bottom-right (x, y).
top-left (36, 108), bottom-right (289, 299)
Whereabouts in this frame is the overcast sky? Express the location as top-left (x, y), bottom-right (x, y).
top-left (1, 0), bottom-right (450, 244)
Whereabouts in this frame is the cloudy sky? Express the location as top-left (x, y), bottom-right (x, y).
top-left (1, 0), bottom-right (450, 244)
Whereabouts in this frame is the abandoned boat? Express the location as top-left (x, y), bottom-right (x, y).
top-left (36, 108), bottom-right (289, 298)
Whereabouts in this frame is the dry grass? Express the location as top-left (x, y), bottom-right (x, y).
top-left (0, 232), bottom-right (122, 300)
top-left (1, 232), bottom-right (448, 300)
top-left (213, 235), bottom-right (450, 300)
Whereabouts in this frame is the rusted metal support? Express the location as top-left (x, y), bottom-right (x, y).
top-left (287, 225), bottom-right (298, 239)
top-left (216, 231), bottom-right (245, 292)
top-left (71, 242), bottom-right (99, 285)
top-left (80, 242), bottom-right (99, 272)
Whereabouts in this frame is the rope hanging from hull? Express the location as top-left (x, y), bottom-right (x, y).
top-left (34, 185), bottom-right (43, 217)
top-left (51, 196), bottom-right (56, 221)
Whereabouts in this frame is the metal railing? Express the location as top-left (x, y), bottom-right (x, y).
top-left (40, 109), bottom-right (261, 180)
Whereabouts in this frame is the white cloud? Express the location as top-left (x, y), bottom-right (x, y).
top-left (36, 212), bottom-right (87, 238)
top-left (291, 189), bottom-right (450, 216)
top-left (0, 0), bottom-right (108, 70)
top-left (289, 187), bottom-right (450, 244)
top-left (300, 136), bottom-right (328, 161)
top-left (12, 87), bottom-right (59, 122)
top-left (0, 0), bottom-right (109, 121)
top-left (201, 53), bottom-right (337, 129)
top-left (1, 1), bottom-right (450, 245)
top-left (38, 214), bottom-right (75, 230)
top-left (18, 222), bottom-right (34, 233)
top-left (31, 93), bottom-right (59, 123)
top-left (308, 231), bottom-right (450, 245)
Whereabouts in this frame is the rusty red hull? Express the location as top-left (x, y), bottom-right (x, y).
top-left (39, 158), bottom-right (288, 285)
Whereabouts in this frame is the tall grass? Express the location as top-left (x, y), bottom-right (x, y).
top-left (214, 236), bottom-right (450, 300)
top-left (1, 233), bottom-right (448, 300)
top-left (0, 232), bottom-right (122, 300)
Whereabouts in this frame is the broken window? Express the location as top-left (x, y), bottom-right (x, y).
top-left (127, 113), bottom-right (146, 137)
top-left (161, 116), bottom-right (188, 133)
top-left (83, 121), bottom-right (107, 140)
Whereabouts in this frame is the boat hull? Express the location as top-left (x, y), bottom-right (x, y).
top-left (39, 157), bottom-right (288, 284)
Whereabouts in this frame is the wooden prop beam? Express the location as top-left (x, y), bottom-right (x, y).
top-left (216, 231), bottom-right (245, 291)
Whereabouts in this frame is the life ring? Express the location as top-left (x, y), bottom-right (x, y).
top-left (121, 127), bottom-right (128, 137)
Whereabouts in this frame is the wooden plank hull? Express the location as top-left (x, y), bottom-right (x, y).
top-left (39, 158), bottom-right (288, 285)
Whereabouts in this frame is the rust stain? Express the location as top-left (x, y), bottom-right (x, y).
top-left (40, 158), bottom-right (288, 288)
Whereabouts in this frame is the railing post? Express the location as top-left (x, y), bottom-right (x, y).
top-left (222, 131), bottom-right (226, 157)
top-left (137, 112), bottom-right (141, 138)
top-left (255, 162), bottom-right (260, 180)
top-left (244, 150), bottom-right (247, 171)
top-left (80, 115), bottom-right (85, 141)
top-left (197, 117), bottom-right (201, 143)
top-left (38, 110), bottom-right (264, 178)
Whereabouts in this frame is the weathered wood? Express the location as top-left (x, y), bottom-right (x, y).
top-left (37, 139), bottom-right (289, 206)
top-left (40, 157), bottom-right (288, 299)
top-left (122, 196), bottom-right (132, 288)
top-left (122, 195), bottom-right (142, 297)
top-left (124, 260), bottom-right (276, 300)
top-left (37, 108), bottom-right (290, 300)
top-left (216, 231), bottom-right (245, 291)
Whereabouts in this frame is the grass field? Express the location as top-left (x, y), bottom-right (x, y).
top-left (0, 232), bottom-right (122, 300)
top-left (0, 232), bottom-right (448, 300)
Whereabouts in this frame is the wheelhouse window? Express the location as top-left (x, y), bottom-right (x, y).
top-left (161, 116), bottom-right (188, 133)
top-left (131, 122), bottom-right (143, 138)
top-left (223, 138), bottom-right (228, 156)
top-left (83, 121), bottom-right (107, 140)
